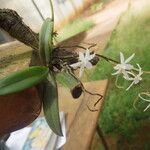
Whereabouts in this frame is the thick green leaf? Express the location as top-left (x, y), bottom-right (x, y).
top-left (56, 71), bottom-right (83, 99)
top-left (0, 66), bottom-right (49, 96)
top-left (39, 18), bottom-right (54, 66)
top-left (43, 72), bottom-right (63, 136)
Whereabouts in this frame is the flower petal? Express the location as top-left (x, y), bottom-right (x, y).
top-left (85, 49), bottom-right (90, 58)
top-left (114, 64), bottom-right (121, 70)
top-left (138, 93), bottom-right (150, 102)
top-left (126, 81), bottom-right (134, 91)
top-left (86, 62), bottom-right (93, 69)
top-left (125, 71), bottom-right (135, 77)
top-left (79, 65), bottom-right (84, 78)
top-left (70, 62), bottom-right (82, 69)
top-left (134, 78), bottom-right (140, 84)
top-left (144, 104), bottom-right (150, 112)
top-left (120, 52), bottom-right (125, 63)
top-left (112, 70), bottom-right (120, 75)
top-left (79, 52), bottom-right (84, 61)
top-left (139, 93), bottom-right (150, 111)
top-left (136, 64), bottom-right (143, 75)
top-left (125, 64), bottom-right (134, 70)
top-left (123, 75), bottom-right (134, 81)
top-left (123, 71), bottom-right (132, 80)
top-left (125, 53), bottom-right (135, 63)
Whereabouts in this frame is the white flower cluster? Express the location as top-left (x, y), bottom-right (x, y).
top-left (112, 52), bottom-right (143, 90)
top-left (70, 49), bottom-right (95, 78)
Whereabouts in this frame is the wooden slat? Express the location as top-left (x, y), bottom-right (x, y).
top-left (0, 41), bottom-right (32, 78)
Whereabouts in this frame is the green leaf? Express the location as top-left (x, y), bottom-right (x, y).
top-left (39, 18), bottom-right (54, 66)
top-left (0, 66), bottom-right (49, 96)
top-left (56, 71), bottom-right (79, 89)
top-left (43, 72), bottom-right (63, 136)
top-left (56, 71), bottom-right (83, 99)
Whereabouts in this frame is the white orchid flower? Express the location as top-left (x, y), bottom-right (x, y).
top-left (112, 52), bottom-right (135, 77)
top-left (125, 64), bottom-right (143, 90)
top-left (70, 49), bottom-right (95, 77)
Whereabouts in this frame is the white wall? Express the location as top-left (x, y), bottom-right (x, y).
top-left (0, 0), bottom-right (85, 32)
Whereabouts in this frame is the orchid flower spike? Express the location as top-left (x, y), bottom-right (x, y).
top-left (70, 49), bottom-right (95, 77)
top-left (112, 52), bottom-right (135, 78)
top-left (125, 64), bottom-right (143, 91)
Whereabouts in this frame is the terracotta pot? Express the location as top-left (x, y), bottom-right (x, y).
top-left (0, 87), bottom-right (42, 137)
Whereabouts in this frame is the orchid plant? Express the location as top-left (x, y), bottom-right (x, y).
top-left (0, 0), bottom-right (149, 139)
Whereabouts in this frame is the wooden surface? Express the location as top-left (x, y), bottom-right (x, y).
top-left (0, 41), bottom-right (32, 78)
top-left (59, 80), bottom-right (107, 150)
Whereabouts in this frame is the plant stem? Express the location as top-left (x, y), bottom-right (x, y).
top-left (96, 54), bottom-right (119, 64)
top-left (31, 0), bottom-right (45, 21)
top-left (49, 0), bottom-right (54, 21)
top-left (96, 124), bottom-right (109, 150)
